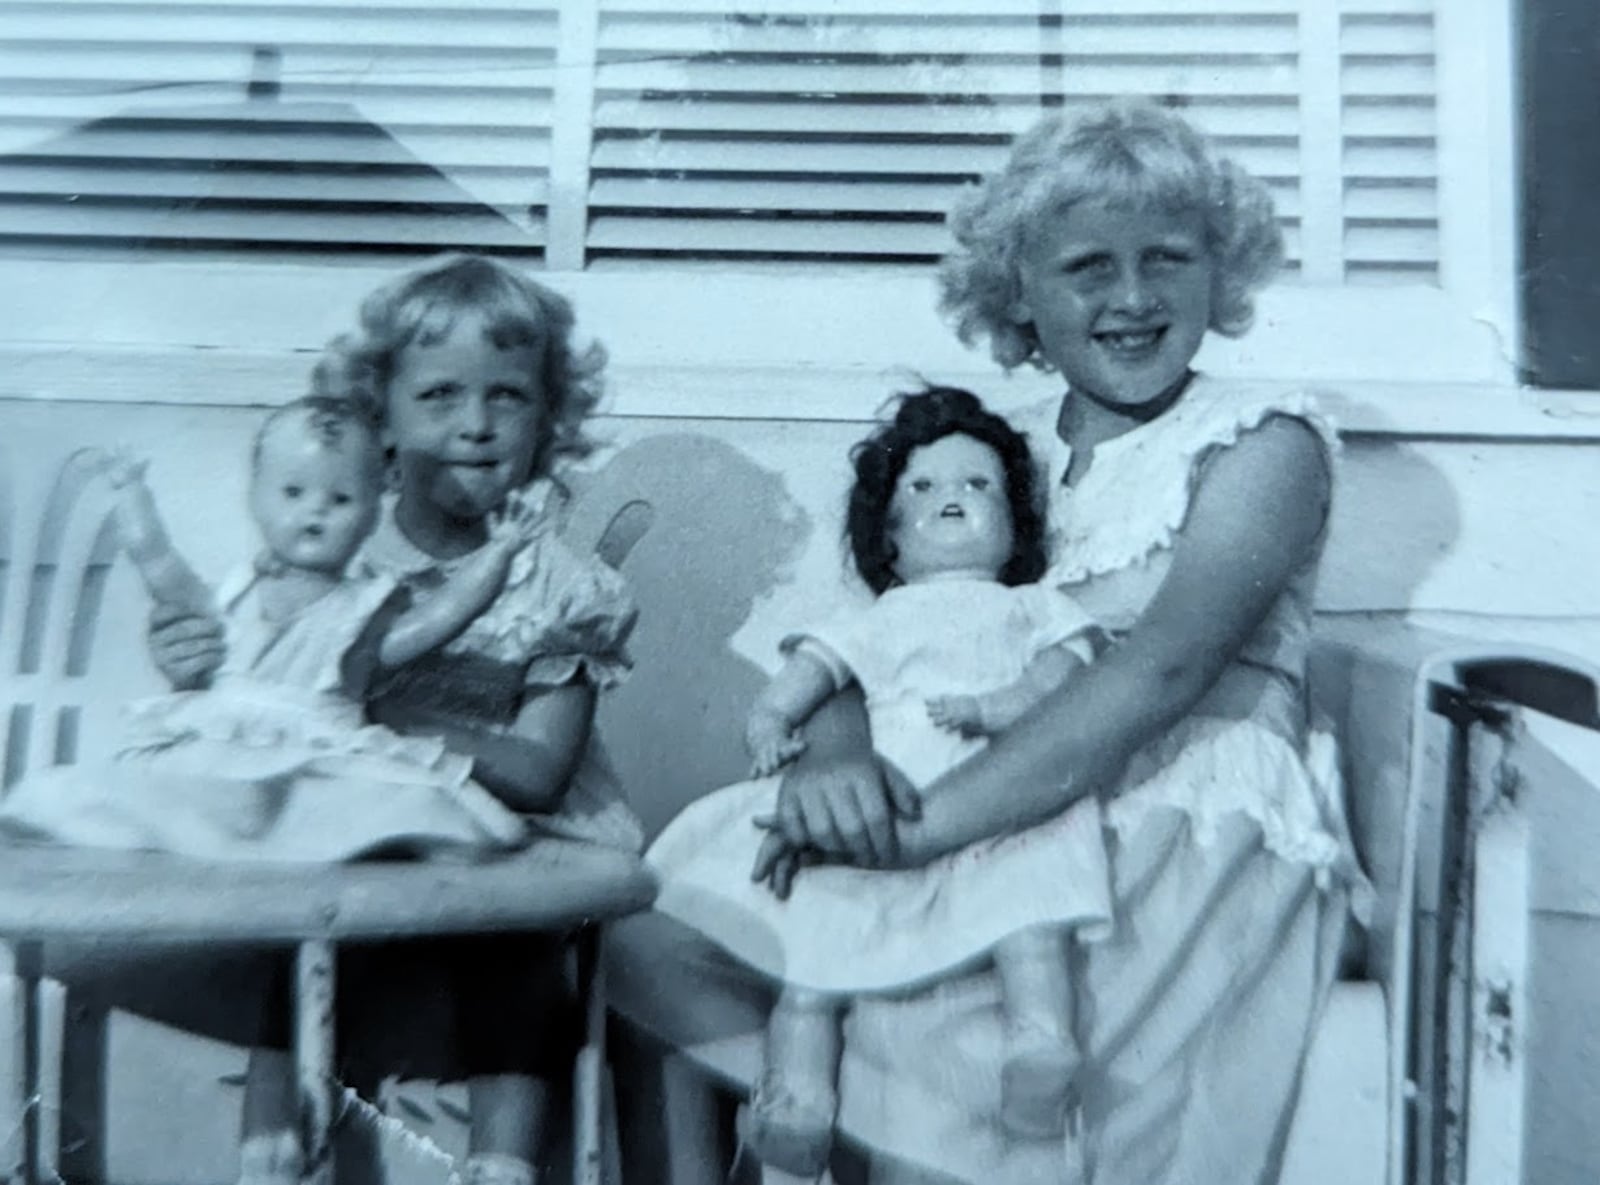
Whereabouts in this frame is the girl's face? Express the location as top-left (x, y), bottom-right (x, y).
top-left (384, 311), bottom-right (548, 534)
top-left (250, 431), bottom-right (381, 574)
top-left (887, 433), bottom-right (1014, 585)
top-left (1011, 198), bottom-right (1214, 409)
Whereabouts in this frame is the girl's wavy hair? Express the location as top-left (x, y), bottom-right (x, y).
top-left (939, 99), bottom-right (1285, 370)
top-left (848, 385), bottom-right (1047, 595)
top-left (310, 253), bottom-right (607, 475)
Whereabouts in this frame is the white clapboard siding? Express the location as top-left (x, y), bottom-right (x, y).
top-left (0, 0), bottom-right (1441, 280)
top-left (0, 0), bottom-right (560, 256)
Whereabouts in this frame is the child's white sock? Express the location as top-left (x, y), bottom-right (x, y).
top-left (461, 1152), bottom-right (539, 1185)
top-left (237, 1129), bottom-right (303, 1185)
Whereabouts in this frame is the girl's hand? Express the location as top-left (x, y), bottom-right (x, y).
top-left (488, 487), bottom-right (549, 554)
top-left (926, 694), bottom-right (987, 737)
top-left (745, 709), bottom-right (807, 777)
top-left (753, 753), bottom-right (922, 875)
top-left (147, 600), bottom-right (226, 690)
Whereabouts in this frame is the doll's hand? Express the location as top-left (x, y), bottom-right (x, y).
top-left (745, 710), bottom-right (807, 777)
top-left (84, 446), bottom-right (150, 490)
top-left (927, 694), bottom-right (988, 737)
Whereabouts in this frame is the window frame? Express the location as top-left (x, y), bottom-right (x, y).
top-left (0, 0), bottom-right (1541, 435)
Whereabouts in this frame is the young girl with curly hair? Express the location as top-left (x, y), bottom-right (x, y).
top-left (611, 99), bottom-right (1368, 1185)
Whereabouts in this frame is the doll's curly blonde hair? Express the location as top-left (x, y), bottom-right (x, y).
top-left (939, 100), bottom-right (1284, 371)
top-left (310, 253), bottom-right (606, 475)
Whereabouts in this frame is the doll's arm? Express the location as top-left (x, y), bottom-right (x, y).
top-left (746, 648), bottom-right (842, 776)
top-left (90, 450), bottom-right (212, 615)
top-left (926, 646), bottom-right (1083, 737)
top-left (927, 643), bottom-right (1087, 737)
top-left (376, 492), bottom-right (544, 669)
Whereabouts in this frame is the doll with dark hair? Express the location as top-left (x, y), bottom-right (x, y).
top-left (646, 386), bottom-right (1114, 1181)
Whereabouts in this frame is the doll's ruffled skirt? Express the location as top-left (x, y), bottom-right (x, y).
top-left (623, 713), bottom-right (1368, 1185)
top-left (0, 690), bottom-right (527, 863)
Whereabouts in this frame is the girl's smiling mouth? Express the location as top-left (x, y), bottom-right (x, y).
top-left (1094, 327), bottom-right (1166, 357)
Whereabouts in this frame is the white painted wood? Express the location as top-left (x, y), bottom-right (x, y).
top-left (1462, 724), bottom-right (1529, 1185)
top-left (0, 963), bottom-right (23, 1185)
top-left (1433, 0), bottom-right (1519, 374)
top-left (546, 0), bottom-right (601, 271)
top-left (297, 940), bottom-right (337, 1185)
top-left (1296, 0), bottom-right (1346, 284)
top-left (1279, 983), bottom-right (1388, 1185)
top-left (30, 980), bottom-right (64, 1185)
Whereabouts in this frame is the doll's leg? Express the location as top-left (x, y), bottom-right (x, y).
top-left (738, 986), bottom-right (843, 1180)
top-left (993, 925), bottom-right (1079, 1140)
top-left (238, 1048), bottom-right (303, 1185)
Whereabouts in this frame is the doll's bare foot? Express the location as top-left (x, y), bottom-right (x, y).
top-left (737, 1069), bottom-right (836, 1179)
top-left (1000, 1021), bottom-right (1079, 1140)
top-left (237, 1128), bottom-right (303, 1185)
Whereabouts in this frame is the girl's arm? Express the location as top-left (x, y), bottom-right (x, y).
top-left (927, 643), bottom-right (1087, 736)
top-left (93, 452), bottom-right (212, 615)
top-left (375, 494), bottom-right (544, 670)
top-left (894, 415), bottom-right (1332, 867)
top-left (370, 680), bottom-right (595, 813)
top-left (745, 649), bottom-right (842, 776)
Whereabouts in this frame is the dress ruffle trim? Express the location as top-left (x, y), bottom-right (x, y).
top-left (119, 685), bottom-right (467, 784)
top-left (1047, 384), bottom-right (1340, 586)
top-left (1107, 715), bottom-right (1374, 923)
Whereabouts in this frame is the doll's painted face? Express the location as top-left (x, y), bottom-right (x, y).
top-left (1011, 197), bottom-right (1214, 409)
top-left (383, 311), bottom-right (549, 541)
top-left (887, 433), bottom-right (1014, 585)
top-left (250, 419), bottom-right (383, 575)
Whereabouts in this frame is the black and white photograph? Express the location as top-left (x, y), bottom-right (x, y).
top-left (0, 3), bottom-right (1596, 1184)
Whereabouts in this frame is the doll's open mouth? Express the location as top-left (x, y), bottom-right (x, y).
top-left (939, 505), bottom-right (965, 519)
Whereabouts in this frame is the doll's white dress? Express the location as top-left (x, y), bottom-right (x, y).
top-left (0, 566), bottom-right (529, 862)
top-left (646, 577), bottom-right (1112, 993)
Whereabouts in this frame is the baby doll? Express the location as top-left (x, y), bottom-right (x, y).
top-left (647, 387), bottom-right (1115, 1180)
top-left (0, 396), bottom-right (538, 860)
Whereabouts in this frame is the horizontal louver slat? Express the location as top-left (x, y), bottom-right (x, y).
top-left (0, 1), bottom-right (1445, 281)
top-left (0, 1), bottom-right (557, 257)
top-left (1340, 7), bottom-right (1437, 281)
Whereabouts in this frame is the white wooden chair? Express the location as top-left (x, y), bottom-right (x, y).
top-left (0, 413), bottom-right (657, 1185)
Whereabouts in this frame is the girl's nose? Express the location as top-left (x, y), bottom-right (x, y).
top-left (1111, 268), bottom-right (1160, 316)
top-left (456, 393), bottom-right (494, 439)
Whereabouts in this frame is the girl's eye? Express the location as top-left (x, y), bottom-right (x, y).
top-left (331, 493), bottom-right (352, 507)
top-left (490, 385), bottom-right (529, 403)
top-left (417, 384), bottom-right (455, 402)
top-left (1065, 254), bottom-right (1114, 278)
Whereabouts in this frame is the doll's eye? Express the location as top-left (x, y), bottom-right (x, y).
top-left (909, 478), bottom-right (933, 493)
top-left (968, 476), bottom-right (991, 491)
top-left (283, 485), bottom-right (302, 499)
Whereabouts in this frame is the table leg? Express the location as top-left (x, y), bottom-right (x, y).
top-left (295, 941), bottom-right (336, 1185)
top-left (0, 942), bottom-right (24, 1185)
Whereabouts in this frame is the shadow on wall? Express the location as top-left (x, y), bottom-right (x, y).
top-left (1320, 438), bottom-right (1462, 614)
top-left (566, 434), bottom-right (812, 841)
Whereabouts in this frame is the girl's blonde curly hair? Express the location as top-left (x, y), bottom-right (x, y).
top-left (310, 253), bottom-right (607, 476)
top-left (939, 100), bottom-right (1285, 371)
